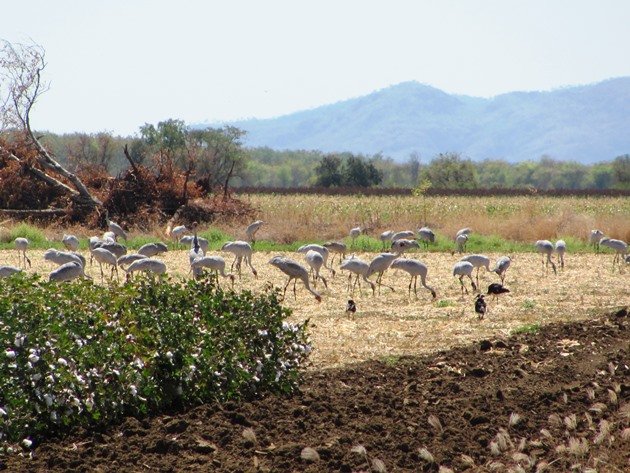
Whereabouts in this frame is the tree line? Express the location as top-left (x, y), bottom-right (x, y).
top-left (38, 130), bottom-right (630, 191)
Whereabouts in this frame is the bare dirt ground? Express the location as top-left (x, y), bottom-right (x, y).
top-left (2, 250), bottom-right (629, 472)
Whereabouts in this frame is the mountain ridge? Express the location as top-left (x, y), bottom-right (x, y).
top-left (205, 78), bottom-right (630, 163)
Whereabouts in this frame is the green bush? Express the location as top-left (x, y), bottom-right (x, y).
top-left (0, 274), bottom-right (310, 451)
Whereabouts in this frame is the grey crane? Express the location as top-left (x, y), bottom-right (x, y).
top-left (416, 227), bottom-right (436, 249)
top-left (102, 231), bottom-right (117, 242)
top-left (14, 237), bottom-right (31, 268)
top-left (391, 238), bottom-right (420, 255)
top-left (96, 241), bottom-right (127, 259)
top-left (599, 237), bottom-right (628, 267)
top-left (555, 239), bottom-right (566, 269)
top-left (535, 240), bottom-right (557, 275)
top-left (391, 230), bottom-right (415, 242)
top-left (62, 234), bottom-right (80, 252)
top-left (349, 226), bottom-right (361, 249)
top-left (459, 254), bottom-right (490, 288)
top-left (221, 241), bottom-right (258, 278)
top-left (49, 261), bottom-right (89, 282)
top-left (0, 266), bottom-right (22, 278)
top-left (190, 255), bottom-right (235, 286)
top-left (304, 249), bottom-right (328, 289)
top-left (366, 252), bottom-right (398, 294)
top-left (124, 258), bottom-right (166, 281)
top-left (180, 235), bottom-right (209, 255)
top-left (106, 213), bottom-right (127, 241)
top-left (269, 256), bottom-right (321, 302)
top-left (390, 258), bottom-right (437, 299)
top-left (589, 229), bottom-right (604, 252)
top-left (245, 220), bottom-right (264, 246)
top-left (454, 233), bottom-right (469, 254)
top-left (43, 249), bottom-right (85, 268)
top-left (138, 242), bottom-right (169, 257)
top-left (339, 256), bottom-right (375, 295)
top-left (117, 253), bottom-right (147, 270)
top-left (452, 260), bottom-right (477, 295)
top-left (168, 224), bottom-right (188, 248)
top-left (492, 256), bottom-right (512, 284)
top-left (456, 227), bottom-right (472, 239)
top-left (297, 244), bottom-right (336, 276)
top-left (379, 230), bottom-right (394, 250)
top-left (91, 247), bottom-right (119, 281)
top-left (323, 241), bottom-right (347, 266)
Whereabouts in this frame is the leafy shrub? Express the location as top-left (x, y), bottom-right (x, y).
top-left (0, 274), bottom-right (310, 451)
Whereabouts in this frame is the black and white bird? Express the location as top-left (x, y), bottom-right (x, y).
top-left (346, 299), bottom-right (357, 317)
top-left (487, 283), bottom-right (510, 301)
top-left (474, 294), bottom-right (487, 320)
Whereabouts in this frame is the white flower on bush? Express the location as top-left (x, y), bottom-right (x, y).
top-left (132, 358), bottom-right (144, 369)
top-left (129, 385), bottom-right (138, 397)
top-left (31, 373), bottom-right (42, 382)
top-left (166, 351), bottom-right (174, 361)
top-left (0, 407), bottom-right (7, 417)
top-left (5, 350), bottom-right (16, 359)
top-left (258, 329), bottom-right (268, 337)
top-left (43, 394), bottom-right (54, 407)
top-left (57, 358), bottom-right (68, 366)
top-left (14, 334), bottom-right (25, 347)
top-left (50, 411), bottom-right (58, 422)
top-left (28, 353), bottom-right (40, 364)
top-left (22, 438), bottom-right (32, 448)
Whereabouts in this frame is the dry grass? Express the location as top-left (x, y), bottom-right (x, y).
top-left (5, 248), bottom-right (628, 369)
top-left (232, 194), bottom-right (630, 243)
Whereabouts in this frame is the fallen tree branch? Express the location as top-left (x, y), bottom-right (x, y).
top-left (0, 208), bottom-right (66, 216)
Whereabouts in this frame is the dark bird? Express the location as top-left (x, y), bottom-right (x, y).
top-left (487, 283), bottom-right (510, 301)
top-left (346, 299), bottom-right (357, 317)
top-left (474, 294), bottom-right (487, 320)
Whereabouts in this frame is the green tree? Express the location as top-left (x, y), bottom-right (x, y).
top-left (420, 152), bottom-right (478, 189)
top-left (314, 154), bottom-right (343, 187)
top-left (343, 155), bottom-right (383, 187)
top-left (612, 154), bottom-right (630, 189)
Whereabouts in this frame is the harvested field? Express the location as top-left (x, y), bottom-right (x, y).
top-left (3, 249), bottom-right (628, 368)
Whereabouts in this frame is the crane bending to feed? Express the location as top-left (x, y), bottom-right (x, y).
top-left (339, 256), bottom-right (375, 295)
top-left (390, 258), bottom-right (437, 300)
top-left (268, 256), bottom-right (321, 302)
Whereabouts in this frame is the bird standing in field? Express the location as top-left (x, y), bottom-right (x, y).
top-left (190, 255), bottom-right (235, 287)
top-left (297, 244), bottom-right (336, 277)
top-left (599, 237), bottom-right (628, 268)
top-left (417, 227), bottom-right (436, 249)
top-left (339, 256), bottom-right (375, 295)
top-left (168, 224), bottom-right (188, 249)
top-left (452, 260), bottom-right (477, 295)
top-left (304, 249), bottom-right (328, 288)
top-left (349, 226), bottom-right (361, 249)
top-left (487, 283), bottom-right (510, 302)
top-left (124, 258), bottom-right (166, 281)
top-left (0, 266), bottom-right (22, 278)
top-left (268, 256), bottom-right (321, 302)
top-left (589, 229), bottom-right (604, 252)
top-left (106, 213), bottom-right (127, 241)
top-left (390, 258), bottom-right (437, 300)
top-left (391, 230), bottom-right (415, 242)
top-left (391, 238), bottom-right (420, 255)
top-left (14, 237), bottom-right (31, 268)
top-left (62, 234), bottom-right (80, 252)
top-left (366, 252), bottom-right (398, 294)
top-left (323, 241), bottom-right (347, 266)
top-left (245, 220), bottom-right (264, 246)
top-left (379, 230), bottom-right (394, 250)
top-left (492, 256), bottom-right (512, 284)
top-left (459, 254), bottom-right (491, 288)
top-left (138, 242), bottom-right (169, 257)
top-left (49, 261), bottom-right (89, 282)
top-left (535, 240), bottom-right (557, 275)
top-left (555, 240), bottom-right (566, 269)
top-left (221, 240), bottom-right (258, 278)
top-left (474, 294), bottom-right (487, 320)
top-left (346, 299), bottom-right (357, 318)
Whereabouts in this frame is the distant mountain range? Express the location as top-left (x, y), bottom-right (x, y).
top-left (205, 78), bottom-right (630, 163)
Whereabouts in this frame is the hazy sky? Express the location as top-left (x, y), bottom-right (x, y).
top-left (4, 0), bottom-right (630, 136)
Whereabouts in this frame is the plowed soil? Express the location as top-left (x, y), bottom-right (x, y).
top-left (5, 309), bottom-right (629, 472)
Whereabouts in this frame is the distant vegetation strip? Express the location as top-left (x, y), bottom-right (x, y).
top-left (235, 186), bottom-right (630, 197)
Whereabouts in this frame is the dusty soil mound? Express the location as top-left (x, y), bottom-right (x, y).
top-left (5, 310), bottom-right (629, 472)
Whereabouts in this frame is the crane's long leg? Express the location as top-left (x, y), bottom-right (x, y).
top-left (293, 279), bottom-right (298, 300)
top-left (459, 275), bottom-right (466, 295)
top-left (469, 276), bottom-right (477, 293)
top-left (282, 276), bottom-right (292, 298)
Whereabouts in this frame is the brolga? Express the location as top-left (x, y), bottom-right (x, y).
top-left (349, 226), bottom-right (361, 249)
top-left (0, 266), bottom-right (22, 278)
top-left (91, 247), bottom-right (119, 281)
top-left (268, 256), bottom-right (321, 302)
top-left (221, 241), bottom-right (258, 278)
top-left (339, 256), bottom-right (375, 295)
top-left (599, 237), bottom-right (628, 268)
top-left (366, 252), bottom-right (398, 294)
top-left (323, 241), bottom-right (347, 266)
top-left (589, 229), bottom-right (604, 252)
top-left (124, 258), bottom-right (167, 281)
top-left (304, 249), bottom-right (328, 289)
top-left (452, 260), bottom-right (477, 295)
top-left (535, 240), bottom-right (557, 275)
top-left (245, 220), bottom-right (264, 246)
top-left (379, 230), bottom-right (394, 250)
top-left (492, 256), bottom-right (512, 284)
top-left (297, 244), bottom-right (335, 277)
top-left (391, 238), bottom-right (420, 255)
top-left (138, 242), bottom-right (169, 257)
top-left (416, 227), bottom-right (436, 249)
top-left (14, 237), bottom-right (31, 268)
top-left (62, 234), bottom-right (80, 252)
top-left (459, 254), bottom-right (491, 288)
top-left (390, 258), bottom-right (437, 300)
top-left (49, 261), bottom-right (89, 282)
top-left (190, 255), bottom-right (235, 287)
top-left (555, 240), bottom-right (566, 269)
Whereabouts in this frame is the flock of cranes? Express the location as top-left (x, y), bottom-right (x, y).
top-left (0, 219), bottom-right (628, 311)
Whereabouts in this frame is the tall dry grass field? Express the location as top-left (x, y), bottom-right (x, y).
top-left (231, 193), bottom-right (630, 244)
top-left (10, 248), bottom-right (629, 369)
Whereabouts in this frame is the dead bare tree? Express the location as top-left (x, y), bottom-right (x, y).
top-left (0, 39), bottom-right (102, 218)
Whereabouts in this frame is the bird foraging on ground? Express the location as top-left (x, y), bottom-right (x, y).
top-left (269, 256), bottom-right (321, 302)
top-left (487, 283), bottom-right (510, 301)
top-left (346, 299), bottom-right (357, 318)
top-left (474, 294), bottom-right (487, 320)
